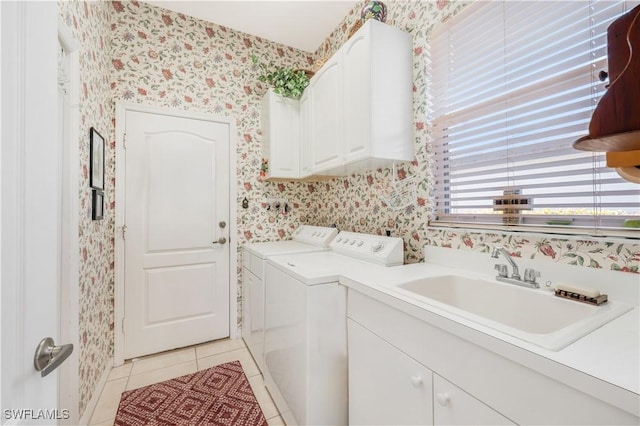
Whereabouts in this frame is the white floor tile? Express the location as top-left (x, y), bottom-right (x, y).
top-left (197, 348), bottom-right (260, 377)
top-left (248, 375), bottom-right (279, 420)
top-left (267, 415), bottom-right (286, 425)
top-left (129, 347), bottom-right (196, 376)
top-left (196, 337), bottom-right (246, 359)
top-left (126, 361), bottom-right (198, 391)
top-left (89, 377), bottom-right (127, 425)
top-left (107, 363), bottom-right (132, 381)
top-left (91, 418), bottom-right (115, 426)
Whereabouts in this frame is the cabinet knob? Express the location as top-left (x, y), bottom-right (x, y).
top-left (410, 376), bottom-right (423, 387)
top-left (436, 392), bottom-right (451, 406)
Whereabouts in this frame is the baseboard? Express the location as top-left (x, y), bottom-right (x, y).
top-left (78, 357), bottom-right (113, 425)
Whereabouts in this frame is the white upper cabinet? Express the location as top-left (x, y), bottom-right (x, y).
top-left (310, 54), bottom-right (345, 175)
top-left (261, 20), bottom-right (413, 179)
top-left (342, 19), bottom-right (414, 172)
top-left (261, 90), bottom-right (301, 179)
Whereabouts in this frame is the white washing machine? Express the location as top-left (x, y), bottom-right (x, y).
top-left (263, 232), bottom-right (404, 425)
top-left (241, 225), bottom-right (338, 374)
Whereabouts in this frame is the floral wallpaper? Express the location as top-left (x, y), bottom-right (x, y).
top-left (426, 229), bottom-right (640, 273)
top-left (59, 0), bottom-right (115, 417)
top-left (56, 0), bottom-right (639, 419)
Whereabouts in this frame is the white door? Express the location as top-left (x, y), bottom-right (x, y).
top-left (123, 110), bottom-right (230, 359)
top-left (2, 1), bottom-right (73, 421)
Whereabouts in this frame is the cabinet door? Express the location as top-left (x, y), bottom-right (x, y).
top-left (342, 31), bottom-right (371, 163)
top-left (310, 56), bottom-right (344, 173)
top-left (299, 89), bottom-right (312, 177)
top-left (434, 374), bottom-right (514, 425)
top-left (261, 91), bottom-right (300, 178)
top-left (348, 319), bottom-right (433, 425)
top-left (242, 266), bottom-right (265, 373)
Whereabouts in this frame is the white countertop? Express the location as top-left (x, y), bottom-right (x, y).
top-left (339, 261), bottom-right (640, 416)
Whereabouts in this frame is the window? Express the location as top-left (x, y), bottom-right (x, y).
top-left (429, 0), bottom-right (640, 233)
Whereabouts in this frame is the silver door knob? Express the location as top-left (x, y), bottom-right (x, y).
top-left (219, 221), bottom-right (226, 228)
top-left (34, 337), bottom-right (73, 377)
top-left (212, 237), bottom-right (227, 245)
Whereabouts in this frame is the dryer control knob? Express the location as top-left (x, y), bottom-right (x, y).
top-left (372, 241), bottom-right (385, 252)
top-left (336, 237), bottom-right (342, 243)
top-left (357, 240), bottom-right (364, 247)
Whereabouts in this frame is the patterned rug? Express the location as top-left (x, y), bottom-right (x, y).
top-left (114, 361), bottom-right (268, 426)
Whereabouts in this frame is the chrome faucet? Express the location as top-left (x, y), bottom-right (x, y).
top-left (491, 248), bottom-right (540, 289)
top-left (492, 248), bottom-right (521, 280)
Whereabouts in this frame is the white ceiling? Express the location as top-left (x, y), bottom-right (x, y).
top-left (144, 1), bottom-right (358, 53)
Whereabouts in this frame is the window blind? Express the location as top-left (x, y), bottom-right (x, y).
top-left (430, 0), bottom-right (640, 232)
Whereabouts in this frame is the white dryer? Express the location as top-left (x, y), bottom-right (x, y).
top-left (263, 232), bottom-right (404, 425)
top-left (241, 225), bottom-right (338, 374)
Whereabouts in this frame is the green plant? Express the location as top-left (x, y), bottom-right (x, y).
top-left (252, 54), bottom-right (309, 100)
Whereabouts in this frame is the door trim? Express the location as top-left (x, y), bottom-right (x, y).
top-left (113, 102), bottom-right (238, 366)
top-left (58, 19), bottom-right (81, 425)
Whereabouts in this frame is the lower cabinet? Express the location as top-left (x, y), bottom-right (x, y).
top-left (348, 318), bottom-right (514, 425)
top-left (347, 288), bottom-right (639, 425)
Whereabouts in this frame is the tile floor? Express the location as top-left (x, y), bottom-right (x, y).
top-left (88, 338), bottom-right (284, 425)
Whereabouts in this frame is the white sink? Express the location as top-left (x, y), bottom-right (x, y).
top-left (397, 275), bottom-right (632, 351)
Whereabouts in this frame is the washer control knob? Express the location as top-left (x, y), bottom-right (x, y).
top-left (336, 237), bottom-right (342, 243)
top-left (372, 241), bottom-right (385, 252)
top-left (349, 240), bottom-right (355, 245)
top-left (357, 240), bottom-right (364, 247)
top-left (343, 239), bottom-right (349, 244)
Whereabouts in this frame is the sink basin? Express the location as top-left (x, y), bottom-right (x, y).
top-left (397, 275), bottom-right (632, 351)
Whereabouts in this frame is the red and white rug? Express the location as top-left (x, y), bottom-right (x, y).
top-left (114, 360), bottom-right (268, 426)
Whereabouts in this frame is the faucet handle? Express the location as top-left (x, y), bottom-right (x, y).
top-left (524, 268), bottom-right (540, 284)
top-left (494, 264), bottom-right (508, 277)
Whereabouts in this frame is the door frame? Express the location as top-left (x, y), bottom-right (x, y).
top-left (58, 19), bottom-right (82, 425)
top-left (113, 102), bottom-right (238, 366)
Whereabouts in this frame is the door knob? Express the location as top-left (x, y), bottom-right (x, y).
top-left (219, 221), bottom-right (226, 228)
top-left (34, 337), bottom-right (73, 377)
top-left (212, 237), bottom-right (227, 245)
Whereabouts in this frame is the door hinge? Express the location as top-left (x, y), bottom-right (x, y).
top-left (123, 132), bottom-right (127, 149)
top-left (121, 225), bottom-right (127, 240)
top-left (121, 317), bottom-right (125, 333)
